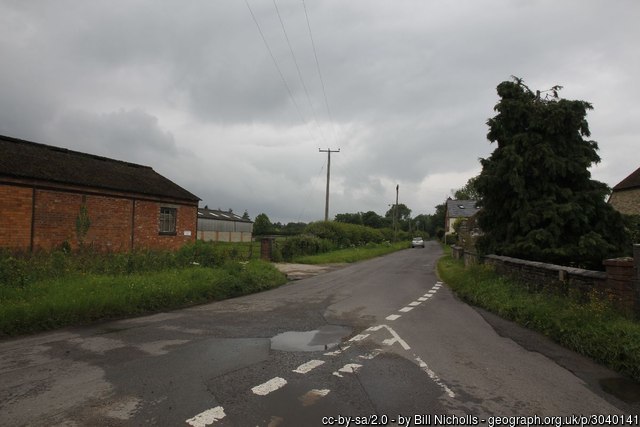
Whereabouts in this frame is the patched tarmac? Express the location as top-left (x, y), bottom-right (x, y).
top-left (274, 263), bottom-right (347, 280)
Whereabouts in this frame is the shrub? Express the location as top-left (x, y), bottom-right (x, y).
top-left (280, 235), bottom-right (334, 261)
top-left (304, 221), bottom-right (384, 247)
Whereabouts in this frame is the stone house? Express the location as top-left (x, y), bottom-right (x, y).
top-left (445, 198), bottom-right (480, 234)
top-left (0, 134), bottom-right (200, 252)
top-left (608, 166), bottom-right (640, 215)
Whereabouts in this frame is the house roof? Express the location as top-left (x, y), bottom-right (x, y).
top-left (446, 199), bottom-right (480, 218)
top-left (198, 208), bottom-right (253, 223)
top-left (0, 134), bottom-right (200, 202)
top-left (612, 166), bottom-right (640, 191)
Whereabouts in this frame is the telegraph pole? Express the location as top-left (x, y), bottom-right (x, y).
top-left (319, 148), bottom-right (340, 221)
top-left (394, 184), bottom-right (399, 241)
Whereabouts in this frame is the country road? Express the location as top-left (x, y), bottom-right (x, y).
top-left (0, 241), bottom-right (637, 426)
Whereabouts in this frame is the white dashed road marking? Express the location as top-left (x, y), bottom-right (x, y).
top-left (333, 363), bottom-right (363, 377)
top-left (359, 349), bottom-right (383, 360)
top-left (293, 360), bottom-right (325, 374)
top-left (386, 314), bottom-right (401, 321)
top-left (408, 301), bottom-right (421, 306)
top-left (415, 356), bottom-right (455, 398)
top-left (418, 297), bottom-right (428, 301)
top-left (399, 306), bottom-right (414, 313)
top-left (252, 377), bottom-right (287, 396)
top-left (324, 345), bottom-right (350, 356)
top-left (186, 406), bottom-right (226, 427)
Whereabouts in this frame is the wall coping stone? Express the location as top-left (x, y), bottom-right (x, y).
top-left (603, 258), bottom-right (634, 267)
top-left (484, 254), bottom-right (607, 279)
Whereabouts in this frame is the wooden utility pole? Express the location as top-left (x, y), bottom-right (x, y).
top-left (394, 184), bottom-right (399, 241)
top-left (319, 148), bottom-right (340, 221)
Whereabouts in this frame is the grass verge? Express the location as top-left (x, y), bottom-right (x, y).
top-left (437, 252), bottom-right (640, 382)
top-left (292, 241), bottom-right (409, 264)
top-left (0, 260), bottom-right (286, 337)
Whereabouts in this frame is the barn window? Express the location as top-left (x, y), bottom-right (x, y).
top-left (159, 207), bottom-right (177, 235)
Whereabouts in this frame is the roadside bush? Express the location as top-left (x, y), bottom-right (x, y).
top-left (280, 235), bottom-right (334, 261)
top-left (304, 221), bottom-right (384, 247)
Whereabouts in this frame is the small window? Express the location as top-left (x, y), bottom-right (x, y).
top-left (159, 207), bottom-right (177, 235)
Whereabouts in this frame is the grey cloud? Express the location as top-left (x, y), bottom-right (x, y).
top-left (47, 109), bottom-right (179, 165)
top-left (1, 0), bottom-right (639, 222)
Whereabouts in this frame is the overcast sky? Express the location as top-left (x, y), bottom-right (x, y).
top-left (1, 1), bottom-right (638, 223)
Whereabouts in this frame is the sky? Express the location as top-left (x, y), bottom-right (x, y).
top-left (1, 1), bottom-right (639, 224)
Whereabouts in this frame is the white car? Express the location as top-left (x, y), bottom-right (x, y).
top-left (411, 237), bottom-right (425, 248)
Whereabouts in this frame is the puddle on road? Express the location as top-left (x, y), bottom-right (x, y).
top-left (599, 377), bottom-right (640, 403)
top-left (271, 325), bottom-right (352, 352)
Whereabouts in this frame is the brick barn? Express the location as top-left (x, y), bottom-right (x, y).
top-left (0, 134), bottom-right (200, 252)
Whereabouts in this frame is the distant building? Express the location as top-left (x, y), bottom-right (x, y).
top-left (445, 199), bottom-right (480, 234)
top-left (0, 134), bottom-right (200, 251)
top-left (197, 207), bottom-right (253, 242)
top-left (608, 166), bottom-right (640, 215)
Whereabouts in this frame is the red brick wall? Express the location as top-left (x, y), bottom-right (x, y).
top-left (32, 190), bottom-right (133, 251)
top-left (0, 184), bottom-right (33, 250)
top-left (0, 182), bottom-right (197, 252)
top-left (33, 190), bottom-right (80, 250)
top-left (84, 195), bottom-right (133, 251)
top-left (133, 200), bottom-right (196, 250)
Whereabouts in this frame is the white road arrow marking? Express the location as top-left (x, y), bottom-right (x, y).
top-left (366, 325), bottom-right (410, 350)
top-left (349, 334), bottom-right (370, 342)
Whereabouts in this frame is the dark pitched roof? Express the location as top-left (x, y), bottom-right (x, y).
top-left (0, 134), bottom-right (199, 202)
top-left (198, 208), bottom-right (253, 223)
top-left (612, 166), bottom-right (640, 191)
top-left (446, 199), bottom-right (480, 218)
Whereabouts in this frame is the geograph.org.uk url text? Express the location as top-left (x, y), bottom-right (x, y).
top-left (321, 414), bottom-right (640, 427)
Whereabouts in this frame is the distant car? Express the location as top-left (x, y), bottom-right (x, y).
top-left (411, 237), bottom-right (425, 248)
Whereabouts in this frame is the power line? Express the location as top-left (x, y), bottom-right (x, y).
top-left (272, 0), bottom-right (327, 145)
top-left (244, 0), bottom-right (318, 144)
top-left (302, 0), bottom-right (339, 145)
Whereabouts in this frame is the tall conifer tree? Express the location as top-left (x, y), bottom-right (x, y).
top-left (476, 77), bottom-right (628, 268)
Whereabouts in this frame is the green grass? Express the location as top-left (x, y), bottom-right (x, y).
top-left (0, 260), bottom-right (286, 337)
top-left (292, 241), bottom-right (409, 264)
top-left (437, 252), bottom-right (640, 382)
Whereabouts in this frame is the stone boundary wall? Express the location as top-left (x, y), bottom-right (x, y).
top-left (484, 254), bottom-right (607, 292)
top-left (450, 245), bottom-right (639, 313)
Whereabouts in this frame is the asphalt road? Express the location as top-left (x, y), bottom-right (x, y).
top-left (1, 241), bottom-right (637, 426)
